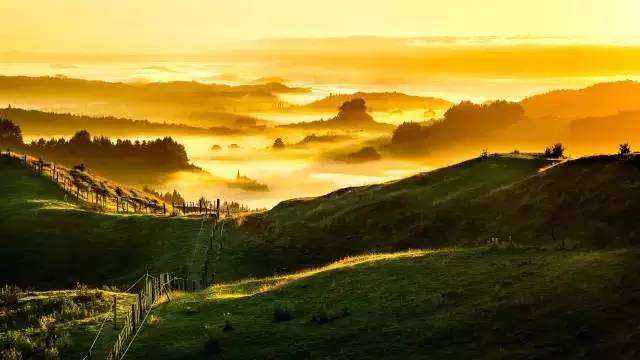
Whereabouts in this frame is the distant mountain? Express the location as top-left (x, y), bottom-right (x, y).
top-left (0, 75), bottom-right (307, 125)
top-left (0, 107), bottom-right (243, 137)
top-left (282, 98), bottom-right (394, 132)
top-left (568, 110), bottom-right (640, 149)
top-left (303, 91), bottom-right (452, 112)
top-left (521, 81), bottom-right (640, 118)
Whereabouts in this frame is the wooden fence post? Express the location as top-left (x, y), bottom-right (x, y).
top-left (113, 296), bottom-right (117, 330)
top-left (131, 304), bottom-right (136, 332)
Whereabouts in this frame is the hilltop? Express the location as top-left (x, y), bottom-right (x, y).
top-left (281, 98), bottom-right (394, 132)
top-left (302, 91), bottom-right (452, 112)
top-left (521, 80), bottom-right (640, 118)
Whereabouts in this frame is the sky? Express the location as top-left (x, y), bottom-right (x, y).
top-left (1, 0), bottom-right (639, 54)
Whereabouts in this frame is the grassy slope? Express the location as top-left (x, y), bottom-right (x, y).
top-left (238, 155), bottom-right (554, 268)
top-left (238, 154), bottom-right (640, 273)
top-left (1, 289), bottom-right (136, 360)
top-left (129, 248), bottom-right (640, 359)
top-left (0, 156), bottom-right (207, 289)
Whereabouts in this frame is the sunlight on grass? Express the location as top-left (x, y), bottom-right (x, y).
top-left (205, 249), bottom-right (431, 300)
top-left (29, 199), bottom-right (79, 210)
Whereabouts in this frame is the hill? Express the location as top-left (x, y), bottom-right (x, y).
top-left (1, 288), bottom-right (136, 359)
top-left (0, 76), bottom-right (307, 125)
top-left (567, 110), bottom-right (640, 151)
top-left (521, 81), bottom-right (640, 118)
top-left (236, 154), bottom-right (640, 271)
top-left (0, 107), bottom-right (244, 138)
top-left (302, 92), bottom-right (452, 112)
top-left (281, 98), bottom-right (394, 132)
top-left (128, 247), bottom-right (640, 359)
top-left (0, 155), bottom-right (206, 289)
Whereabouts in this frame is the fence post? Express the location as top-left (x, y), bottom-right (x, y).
top-left (113, 296), bottom-right (117, 330)
top-left (131, 304), bottom-right (136, 332)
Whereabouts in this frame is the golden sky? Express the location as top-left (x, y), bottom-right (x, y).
top-left (1, 0), bottom-right (639, 54)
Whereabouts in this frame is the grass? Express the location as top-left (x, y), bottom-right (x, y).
top-left (0, 156), bottom-right (208, 289)
top-left (127, 247), bottom-right (640, 359)
top-left (238, 153), bottom-right (640, 275)
top-left (0, 288), bottom-right (136, 359)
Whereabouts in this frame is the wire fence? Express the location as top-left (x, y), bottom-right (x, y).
top-left (0, 149), bottom-right (234, 217)
top-left (79, 272), bottom-right (200, 360)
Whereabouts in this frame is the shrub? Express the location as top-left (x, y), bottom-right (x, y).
top-left (480, 149), bottom-right (489, 159)
top-left (311, 305), bottom-right (329, 324)
top-left (43, 346), bottom-right (59, 360)
top-left (147, 314), bottom-right (161, 327)
top-left (619, 143), bottom-right (631, 155)
top-left (203, 325), bottom-right (222, 354)
top-left (0, 285), bottom-right (23, 305)
top-left (311, 304), bottom-right (350, 325)
top-left (222, 313), bottom-right (233, 332)
top-left (273, 302), bottom-right (292, 322)
top-left (1, 348), bottom-right (23, 360)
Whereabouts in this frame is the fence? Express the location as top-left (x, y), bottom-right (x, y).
top-left (0, 149), bottom-right (231, 217)
top-left (79, 272), bottom-right (200, 360)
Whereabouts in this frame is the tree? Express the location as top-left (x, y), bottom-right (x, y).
top-left (544, 143), bottom-right (565, 158)
top-left (0, 118), bottom-right (23, 148)
top-left (69, 130), bottom-right (92, 147)
top-left (619, 143), bottom-right (631, 155)
top-left (272, 138), bottom-right (285, 150)
top-left (391, 122), bottom-right (424, 146)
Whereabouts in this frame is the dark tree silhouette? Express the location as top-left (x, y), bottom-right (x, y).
top-left (272, 138), bottom-right (285, 149)
top-left (24, 130), bottom-right (192, 175)
top-left (544, 143), bottom-right (565, 158)
top-left (619, 143), bottom-right (631, 155)
top-left (0, 118), bottom-right (24, 148)
top-left (391, 122), bottom-right (425, 146)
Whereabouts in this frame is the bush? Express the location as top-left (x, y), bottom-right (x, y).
top-left (147, 314), bottom-right (161, 327)
top-left (619, 143), bottom-right (631, 155)
top-left (203, 325), bottom-right (222, 354)
top-left (0, 285), bottom-right (23, 305)
top-left (273, 302), bottom-right (292, 322)
top-left (311, 304), bottom-right (350, 325)
top-left (1, 348), bottom-right (23, 360)
top-left (544, 143), bottom-right (565, 158)
top-left (311, 305), bottom-right (329, 324)
top-left (222, 313), bottom-right (233, 332)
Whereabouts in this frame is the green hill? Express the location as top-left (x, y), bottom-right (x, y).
top-left (238, 155), bottom-right (553, 268)
top-left (233, 153), bottom-right (640, 273)
top-left (128, 247), bottom-right (640, 359)
top-left (0, 155), bottom-right (206, 289)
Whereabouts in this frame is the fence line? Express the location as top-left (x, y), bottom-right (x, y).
top-left (0, 149), bottom-right (232, 217)
top-left (100, 272), bottom-right (200, 360)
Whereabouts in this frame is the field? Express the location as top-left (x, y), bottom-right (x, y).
top-left (4, 152), bottom-right (640, 359)
top-left (0, 287), bottom-right (137, 359)
top-left (0, 156), bottom-right (206, 289)
top-left (127, 247), bottom-right (640, 359)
